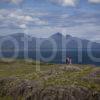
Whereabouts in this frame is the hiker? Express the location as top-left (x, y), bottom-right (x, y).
top-left (69, 58), bottom-right (72, 64)
top-left (66, 57), bottom-right (70, 64)
top-left (66, 57), bottom-right (72, 64)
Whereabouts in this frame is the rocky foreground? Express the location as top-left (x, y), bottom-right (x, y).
top-left (0, 60), bottom-right (100, 100)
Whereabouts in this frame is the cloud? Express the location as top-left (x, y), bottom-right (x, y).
top-left (1, 0), bottom-right (100, 7)
top-left (48, 0), bottom-right (77, 6)
top-left (19, 24), bottom-right (26, 28)
top-left (0, 0), bottom-right (23, 4)
top-left (0, 0), bottom-right (77, 6)
top-left (0, 3), bottom-right (100, 42)
top-left (0, 9), bottom-right (48, 29)
top-left (88, 0), bottom-right (100, 3)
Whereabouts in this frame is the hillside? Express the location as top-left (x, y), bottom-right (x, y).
top-left (0, 60), bottom-right (100, 100)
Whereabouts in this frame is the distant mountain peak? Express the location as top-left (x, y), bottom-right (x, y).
top-left (55, 32), bottom-right (62, 36)
top-left (50, 32), bottom-right (63, 38)
top-left (10, 33), bottom-right (26, 37)
top-left (66, 34), bottom-right (71, 38)
top-left (9, 33), bottom-right (32, 38)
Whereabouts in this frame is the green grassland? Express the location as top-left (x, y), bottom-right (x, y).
top-left (0, 59), bottom-right (100, 100)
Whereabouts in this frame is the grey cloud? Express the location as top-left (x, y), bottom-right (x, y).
top-left (88, 0), bottom-right (100, 4)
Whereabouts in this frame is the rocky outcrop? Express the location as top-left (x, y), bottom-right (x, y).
top-left (0, 78), bottom-right (100, 100)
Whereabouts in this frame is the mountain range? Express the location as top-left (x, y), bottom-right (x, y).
top-left (0, 32), bottom-right (100, 51)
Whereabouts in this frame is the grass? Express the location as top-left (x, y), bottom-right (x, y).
top-left (0, 59), bottom-right (100, 99)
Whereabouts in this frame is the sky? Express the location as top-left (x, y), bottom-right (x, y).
top-left (0, 0), bottom-right (100, 42)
